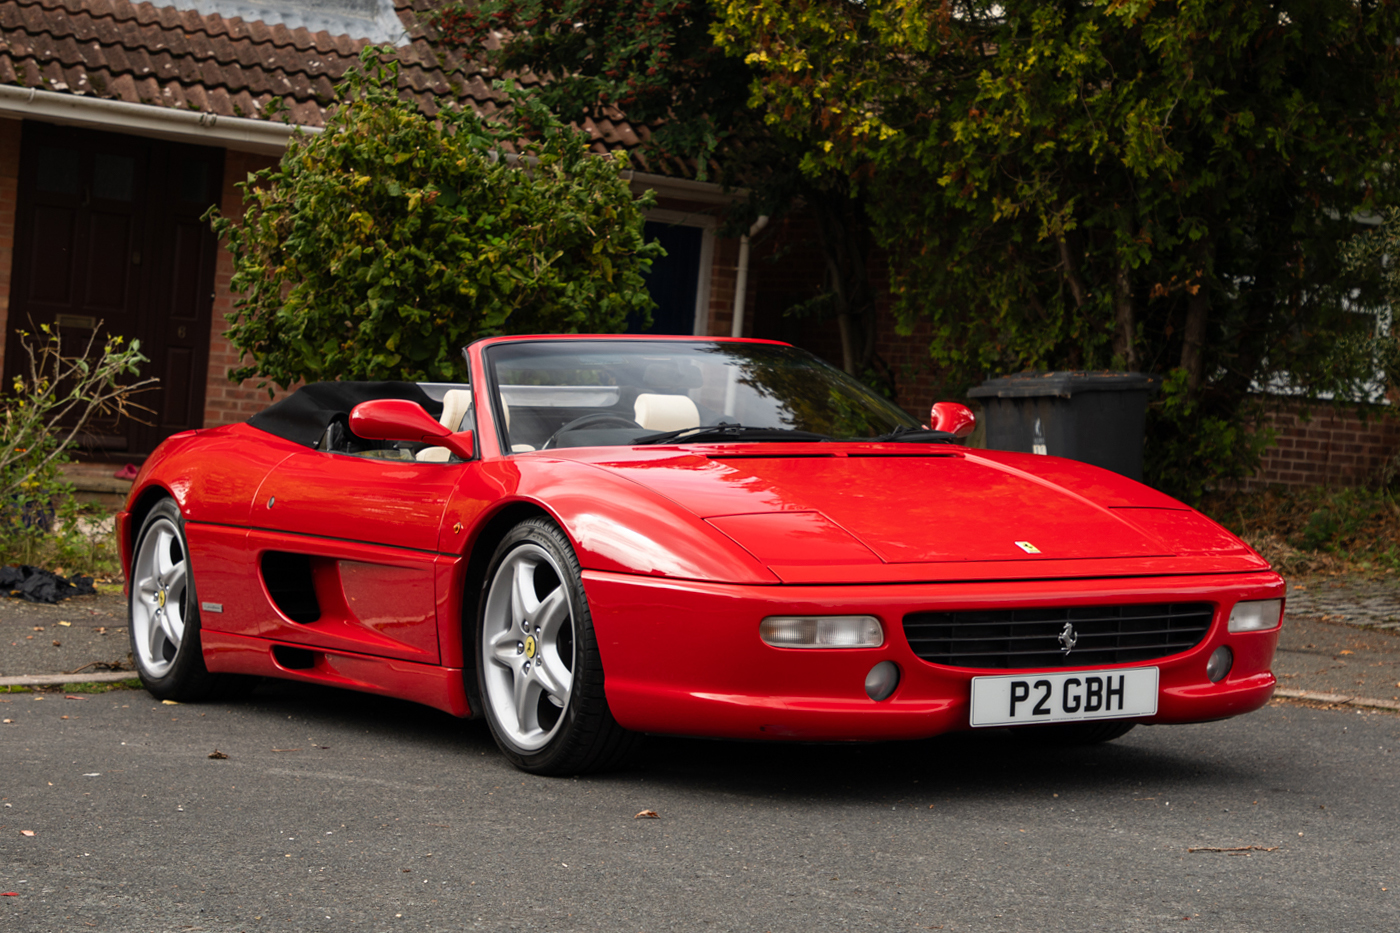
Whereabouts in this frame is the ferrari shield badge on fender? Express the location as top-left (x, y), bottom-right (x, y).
top-left (1015, 541), bottom-right (1041, 554)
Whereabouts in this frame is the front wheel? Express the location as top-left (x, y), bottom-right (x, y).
top-left (128, 499), bottom-right (243, 701)
top-left (476, 518), bottom-right (637, 774)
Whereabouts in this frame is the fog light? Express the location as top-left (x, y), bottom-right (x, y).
top-left (1206, 645), bottom-right (1233, 683)
top-left (759, 615), bottom-right (883, 648)
top-left (865, 661), bottom-right (900, 701)
top-left (1228, 599), bottom-right (1283, 633)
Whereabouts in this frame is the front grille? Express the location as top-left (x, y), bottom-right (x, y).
top-left (903, 602), bottom-right (1215, 669)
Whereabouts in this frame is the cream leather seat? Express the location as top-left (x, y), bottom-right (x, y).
top-left (633, 393), bottom-right (700, 432)
top-left (416, 389), bottom-right (473, 462)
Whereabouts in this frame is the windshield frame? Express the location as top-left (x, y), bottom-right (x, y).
top-left (481, 337), bottom-right (922, 454)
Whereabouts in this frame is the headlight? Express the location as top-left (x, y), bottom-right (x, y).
top-left (1227, 599), bottom-right (1283, 633)
top-left (759, 615), bottom-right (884, 648)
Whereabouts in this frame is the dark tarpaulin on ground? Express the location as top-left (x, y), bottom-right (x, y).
top-left (0, 565), bottom-right (98, 603)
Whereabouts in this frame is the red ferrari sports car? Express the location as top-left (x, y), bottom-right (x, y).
top-left (120, 335), bottom-right (1284, 774)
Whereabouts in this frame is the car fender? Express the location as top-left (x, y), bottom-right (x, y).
top-left (447, 458), bottom-right (779, 585)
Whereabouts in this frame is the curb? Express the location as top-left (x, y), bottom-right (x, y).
top-left (0, 671), bottom-right (138, 687)
top-left (1274, 687), bottom-right (1400, 712)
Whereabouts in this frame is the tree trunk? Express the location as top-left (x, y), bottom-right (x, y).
top-left (1114, 262), bottom-right (1137, 370)
top-left (808, 180), bottom-right (875, 376)
top-left (1179, 241), bottom-right (1212, 391)
top-left (1058, 237), bottom-right (1088, 308)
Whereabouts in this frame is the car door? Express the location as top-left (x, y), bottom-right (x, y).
top-left (233, 451), bottom-right (465, 664)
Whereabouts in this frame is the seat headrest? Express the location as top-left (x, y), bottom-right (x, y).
top-left (634, 393), bottom-right (700, 432)
top-left (438, 389), bottom-right (473, 432)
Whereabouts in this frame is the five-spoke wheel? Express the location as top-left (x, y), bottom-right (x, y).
top-left (130, 506), bottom-right (190, 679)
top-left (128, 499), bottom-right (236, 700)
top-left (476, 518), bottom-right (637, 773)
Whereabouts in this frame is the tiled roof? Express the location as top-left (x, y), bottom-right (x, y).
top-left (0, 0), bottom-right (672, 170)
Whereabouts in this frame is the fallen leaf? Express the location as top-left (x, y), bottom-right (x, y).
top-left (20, 830), bottom-right (34, 837)
top-left (65, 695), bottom-right (85, 701)
top-left (52, 640), bottom-right (61, 647)
top-left (60, 715), bottom-right (69, 720)
top-left (161, 700), bottom-right (179, 706)
top-left (58, 621), bottom-right (71, 628)
top-left (634, 809), bottom-right (660, 819)
top-left (2, 719), bottom-right (12, 724)
top-left (208, 750), bottom-right (229, 760)
top-left (1, 892), bottom-right (18, 896)
top-left (1339, 650), bottom-right (1354, 656)
top-left (32, 626), bottom-right (43, 632)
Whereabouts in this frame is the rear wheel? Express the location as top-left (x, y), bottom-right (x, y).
top-left (129, 499), bottom-right (244, 701)
top-left (476, 518), bottom-right (637, 774)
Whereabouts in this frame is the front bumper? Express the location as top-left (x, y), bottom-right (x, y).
top-left (583, 569), bottom-right (1284, 741)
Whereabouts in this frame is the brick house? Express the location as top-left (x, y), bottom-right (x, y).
top-left (1, 0), bottom-right (1393, 485)
top-left (0, 0), bottom-right (777, 457)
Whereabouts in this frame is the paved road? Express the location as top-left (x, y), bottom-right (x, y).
top-left (2, 679), bottom-right (1396, 933)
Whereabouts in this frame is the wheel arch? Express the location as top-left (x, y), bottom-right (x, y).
top-left (458, 500), bottom-right (557, 717)
top-left (124, 485), bottom-right (178, 567)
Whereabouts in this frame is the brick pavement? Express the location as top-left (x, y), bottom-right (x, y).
top-left (1284, 575), bottom-right (1400, 631)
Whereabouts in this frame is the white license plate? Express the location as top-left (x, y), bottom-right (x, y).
top-left (969, 667), bottom-right (1159, 727)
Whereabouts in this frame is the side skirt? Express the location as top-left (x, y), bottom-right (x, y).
top-left (201, 630), bottom-right (472, 717)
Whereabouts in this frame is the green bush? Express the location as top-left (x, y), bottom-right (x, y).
top-left (210, 48), bottom-right (663, 390)
top-left (1144, 368), bottom-right (1274, 504)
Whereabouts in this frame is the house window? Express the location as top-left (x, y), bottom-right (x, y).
top-left (629, 211), bottom-right (715, 336)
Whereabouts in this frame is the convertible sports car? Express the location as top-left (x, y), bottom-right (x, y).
top-left (120, 335), bottom-right (1284, 774)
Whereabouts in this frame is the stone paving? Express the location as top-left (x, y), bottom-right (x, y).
top-left (1285, 575), bottom-right (1400, 630)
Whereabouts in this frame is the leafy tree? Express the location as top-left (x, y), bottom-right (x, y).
top-left (210, 48), bottom-right (662, 390)
top-left (431, 0), bottom-right (890, 383)
top-left (1340, 208), bottom-right (1400, 397)
top-left (715, 0), bottom-right (1400, 497)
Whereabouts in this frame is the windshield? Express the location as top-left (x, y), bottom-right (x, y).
top-left (485, 340), bottom-right (921, 451)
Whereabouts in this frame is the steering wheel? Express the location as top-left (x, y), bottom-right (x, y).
top-left (541, 412), bottom-right (643, 449)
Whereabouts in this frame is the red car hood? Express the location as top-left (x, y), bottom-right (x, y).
top-left (555, 445), bottom-right (1265, 583)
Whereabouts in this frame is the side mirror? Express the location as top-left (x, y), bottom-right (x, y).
top-left (349, 399), bottom-right (475, 460)
top-left (930, 401), bottom-right (976, 439)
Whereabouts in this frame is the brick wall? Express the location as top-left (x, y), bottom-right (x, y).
top-left (1251, 401), bottom-right (1400, 488)
top-left (201, 148), bottom-right (290, 429)
top-left (0, 117), bottom-right (20, 367)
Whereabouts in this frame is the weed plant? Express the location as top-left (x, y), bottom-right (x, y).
top-left (1200, 484), bottom-right (1400, 576)
top-left (1, 325), bottom-right (153, 579)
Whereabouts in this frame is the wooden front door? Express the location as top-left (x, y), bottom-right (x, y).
top-left (3, 123), bottom-right (223, 456)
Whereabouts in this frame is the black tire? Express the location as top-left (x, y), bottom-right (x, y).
top-left (475, 517), bottom-right (639, 774)
top-left (1011, 719), bottom-right (1137, 746)
top-left (128, 499), bottom-right (248, 701)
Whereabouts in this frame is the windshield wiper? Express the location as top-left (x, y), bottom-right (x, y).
top-left (868, 426), bottom-right (957, 443)
top-left (634, 423), bottom-right (833, 445)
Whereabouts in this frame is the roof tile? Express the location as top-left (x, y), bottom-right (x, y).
top-left (0, 0), bottom-right (675, 174)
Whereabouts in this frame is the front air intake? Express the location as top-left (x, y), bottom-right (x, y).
top-left (902, 602), bottom-right (1215, 669)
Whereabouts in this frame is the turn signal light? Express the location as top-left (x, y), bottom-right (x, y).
top-left (759, 616), bottom-right (884, 649)
top-left (1227, 599), bottom-right (1283, 633)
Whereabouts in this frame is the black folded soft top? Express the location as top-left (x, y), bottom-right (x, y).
top-left (246, 381), bottom-right (442, 449)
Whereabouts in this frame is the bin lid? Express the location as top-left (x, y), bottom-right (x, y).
top-left (967, 371), bottom-right (1157, 399)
